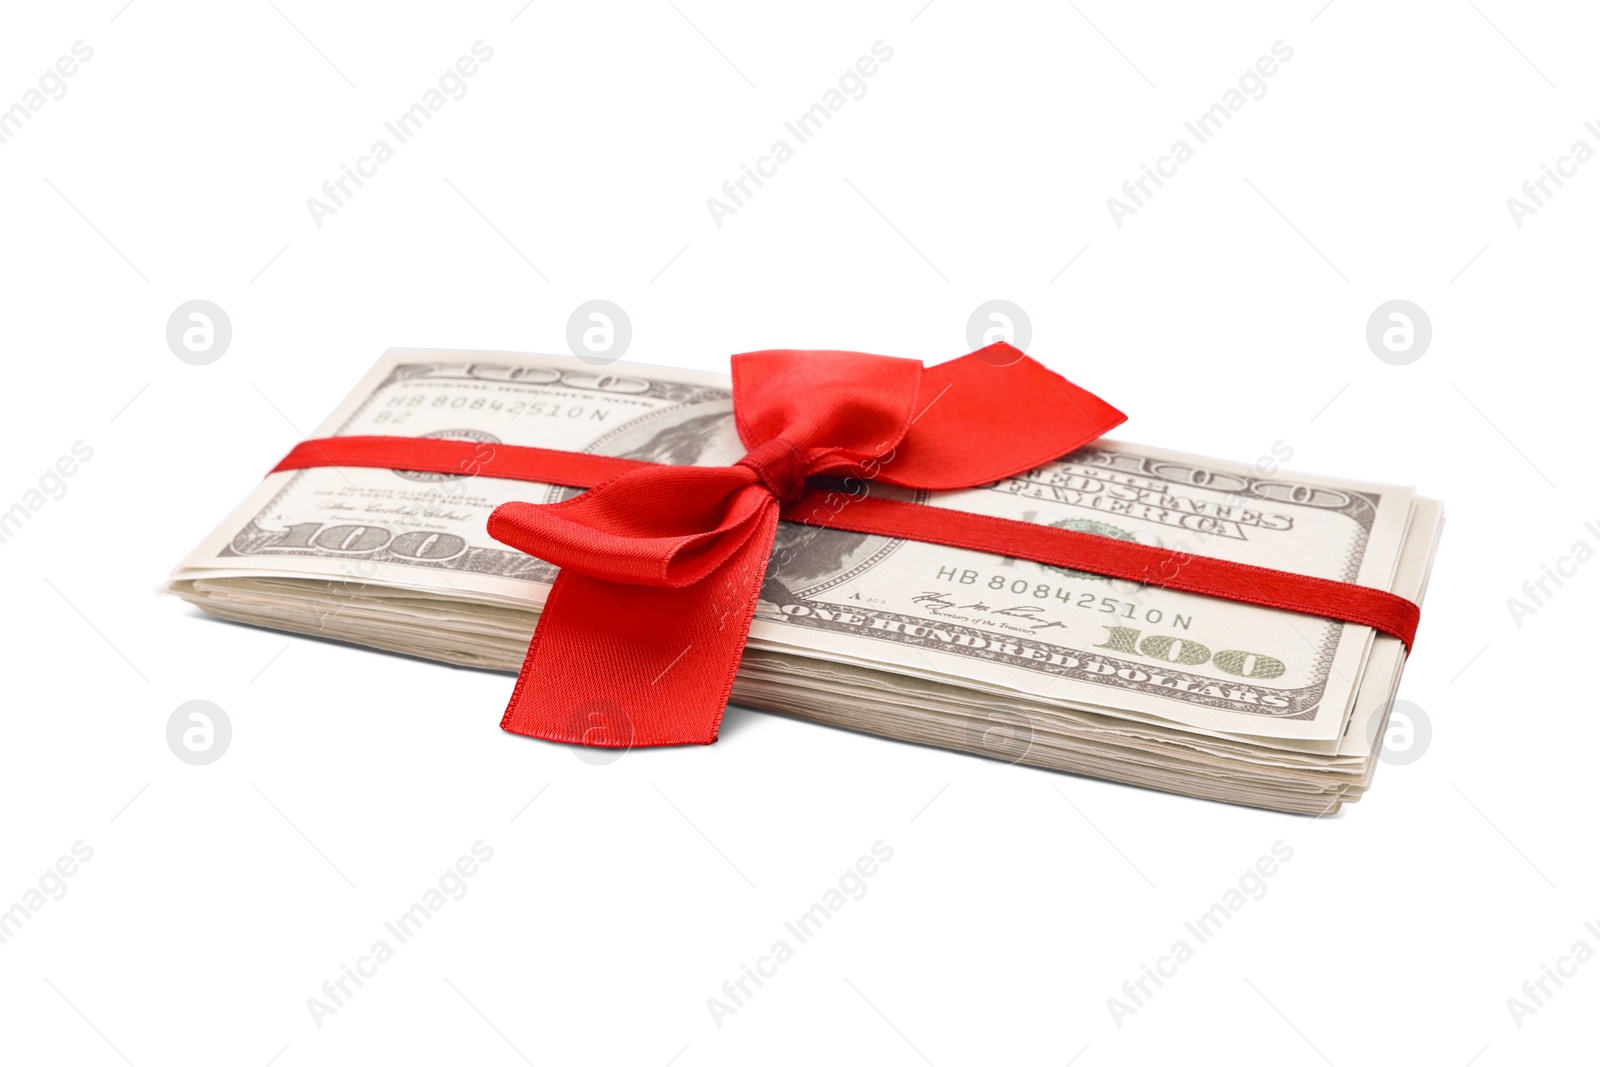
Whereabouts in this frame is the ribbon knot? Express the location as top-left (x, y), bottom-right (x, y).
top-left (736, 437), bottom-right (807, 504)
top-left (486, 343), bottom-right (1128, 748)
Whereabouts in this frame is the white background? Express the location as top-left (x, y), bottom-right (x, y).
top-left (1, 1), bottom-right (1594, 1063)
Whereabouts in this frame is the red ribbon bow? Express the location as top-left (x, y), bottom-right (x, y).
top-left (486, 345), bottom-right (1125, 747)
top-left (271, 343), bottom-right (1422, 752)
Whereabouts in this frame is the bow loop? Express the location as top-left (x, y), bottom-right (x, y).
top-left (488, 463), bottom-right (773, 589)
top-left (732, 349), bottom-right (923, 458)
top-left (865, 343), bottom-right (1128, 489)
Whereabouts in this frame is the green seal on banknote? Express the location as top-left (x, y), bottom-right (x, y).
top-left (1045, 519), bottom-right (1138, 581)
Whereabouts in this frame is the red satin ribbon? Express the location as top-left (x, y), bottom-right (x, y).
top-left (270, 344), bottom-right (1421, 748)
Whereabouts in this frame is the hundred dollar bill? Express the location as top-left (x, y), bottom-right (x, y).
top-left (166, 349), bottom-right (1428, 752)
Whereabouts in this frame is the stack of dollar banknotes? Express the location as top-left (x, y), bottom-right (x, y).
top-left (165, 350), bottom-right (1443, 814)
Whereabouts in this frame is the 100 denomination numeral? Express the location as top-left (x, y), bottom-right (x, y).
top-left (1094, 625), bottom-right (1286, 680)
top-left (271, 522), bottom-right (468, 561)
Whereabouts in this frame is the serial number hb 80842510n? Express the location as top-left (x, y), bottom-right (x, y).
top-left (933, 566), bottom-right (1193, 630)
top-left (373, 392), bottom-right (615, 424)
